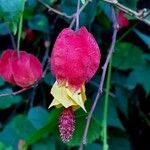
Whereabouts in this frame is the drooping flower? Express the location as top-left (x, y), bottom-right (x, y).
top-left (49, 27), bottom-right (100, 110)
top-left (117, 11), bottom-right (129, 29)
top-left (0, 49), bottom-right (43, 88)
top-left (49, 26), bottom-right (100, 142)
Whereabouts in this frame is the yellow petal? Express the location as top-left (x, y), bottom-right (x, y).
top-left (49, 81), bottom-right (87, 112)
top-left (66, 85), bottom-right (87, 112)
top-left (48, 98), bottom-right (62, 108)
top-left (50, 81), bottom-right (77, 108)
top-left (81, 85), bottom-right (87, 102)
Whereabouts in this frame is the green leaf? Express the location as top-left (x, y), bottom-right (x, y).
top-left (112, 71), bottom-right (127, 87)
top-left (0, 23), bottom-right (9, 35)
top-left (94, 95), bottom-right (124, 130)
top-left (0, 142), bottom-right (13, 150)
top-left (68, 113), bottom-right (101, 146)
top-left (12, 115), bottom-right (36, 139)
top-left (27, 0), bottom-right (37, 7)
top-left (0, 77), bottom-right (5, 87)
top-left (107, 97), bottom-right (124, 129)
top-left (43, 72), bottom-right (55, 86)
top-left (114, 86), bottom-right (128, 117)
top-left (85, 143), bottom-right (102, 150)
top-left (60, 0), bottom-right (97, 26)
top-left (0, 0), bottom-right (26, 34)
top-left (126, 63), bottom-right (150, 94)
top-left (0, 123), bottom-right (20, 150)
top-left (0, 88), bottom-right (22, 109)
top-left (32, 137), bottom-right (56, 150)
top-left (81, 0), bottom-right (85, 5)
top-left (0, 143), bottom-right (4, 150)
top-left (144, 54), bottom-right (150, 62)
top-left (118, 0), bottom-right (138, 10)
top-left (98, 1), bottom-right (112, 22)
top-left (134, 29), bottom-right (150, 49)
top-left (112, 43), bottom-right (144, 70)
top-left (28, 106), bottom-right (49, 129)
top-left (42, 0), bottom-right (57, 6)
top-left (28, 14), bottom-right (49, 33)
top-left (25, 109), bottom-right (62, 146)
top-left (109, 132), bottom-right (131, 150)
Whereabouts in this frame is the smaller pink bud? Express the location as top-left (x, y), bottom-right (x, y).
top-left (117, 11), bottom-right (129, 29)
top-left (59, 107), bottom-right (75, 142)
top-left (25, 29), bottom-right (34, 43)
top-left (0, 49), bottom-right (43, 88)
top-left (11, 51), bottom-right (43, 88)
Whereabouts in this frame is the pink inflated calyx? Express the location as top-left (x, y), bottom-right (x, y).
top-left (0, 49), bottom-right (42, 88)
top-left (0, 49), bottom-right (15, 84)
top-left (11, 51), bottom-right (42, 88)
top-left (59, 107), bottom-right (75, 142)
top-left (51, 26), bottom-right (101, 90)
top-left (117, 11), bottom-right (129, 28)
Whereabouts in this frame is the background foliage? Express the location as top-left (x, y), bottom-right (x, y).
top-left (0, 0), bottom-right (150, 150)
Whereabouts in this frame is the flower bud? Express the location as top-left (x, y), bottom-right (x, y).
top-left (117, 11), bottom-right (129, 29)
top-left (11, 51), bottom-right (43, 87)
top-left (0, 49), bottom-right (43, 87)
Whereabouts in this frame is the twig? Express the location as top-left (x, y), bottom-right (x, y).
top-left (0, 87), bottom-right (30, 97)
top-left (79, 6), bottom-right (119, 150)
top-left (76, 0), bottom-right (80, 30)
top-left (69, 0), bottom-right (92, 28)
top-left (38, 0), bottom-right (92, 29)
top-left (103, 0), bottom-right (150, 26)
top-left (38, 0), bottom-right (73, 19)
top-left (42, 62), bottom-right (49, 78)
top-left (29, 85), bottom-right (37, 108)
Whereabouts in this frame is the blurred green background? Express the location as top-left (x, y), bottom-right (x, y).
top-left (0, 0), bottom-right (150, 150)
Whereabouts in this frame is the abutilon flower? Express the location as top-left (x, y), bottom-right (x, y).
top-left (117, 11), bottom-right (129, 28)
top-left (0, 49), bottom-right (42, 88)
top-left (49, 26), bottom-right (101, 142)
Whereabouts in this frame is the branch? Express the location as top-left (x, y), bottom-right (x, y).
top-left (79, 6), bottom-right (119, 150)
top-left (70, 0), bottom-right (92, 28)
top-left (38, 0), bottom-right (92, 29)
top-left (76, 0), bottom-right (80, 30)
top-left (103, 0), bottom-right (150, 26)
top-left (0, 87), bottom-right (30, 97)
top-left (38, 0), bottom-right (73, 19)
